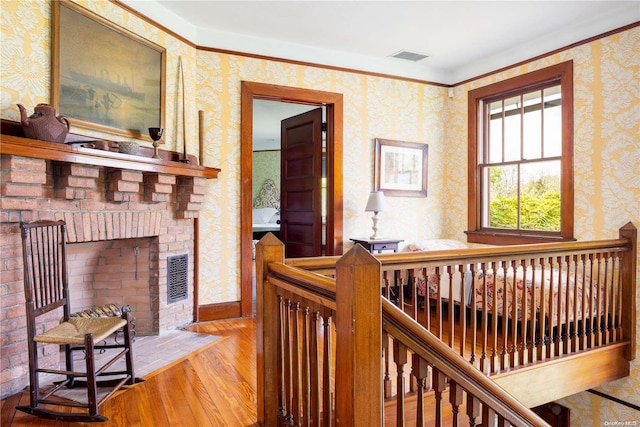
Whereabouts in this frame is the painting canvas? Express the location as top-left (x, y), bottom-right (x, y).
top-left (53, 1), bottom-right (165, 140)
top-left (375, 138), bottom-right (428, 197)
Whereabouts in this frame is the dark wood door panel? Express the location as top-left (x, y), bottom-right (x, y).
top-left (281, 108), bottom-right (323, 258)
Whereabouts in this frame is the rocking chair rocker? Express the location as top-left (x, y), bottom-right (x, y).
top-left (16, 220), bottom-right (141, 422)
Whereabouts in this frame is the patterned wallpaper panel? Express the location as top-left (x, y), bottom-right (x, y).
top-left (252, 151), bottom-right (280, 206)
top-left (1, 2), bottom-right (638, 422)
top-left (445, 28), bottom-right (640, 424)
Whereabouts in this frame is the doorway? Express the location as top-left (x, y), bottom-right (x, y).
top-left (240, 82), bottom-right (344, 316)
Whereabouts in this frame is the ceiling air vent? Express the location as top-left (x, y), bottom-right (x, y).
top-left (390, 50), bottom-right (429, 62)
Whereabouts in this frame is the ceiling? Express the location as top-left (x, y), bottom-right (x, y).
top-left (253, 100), bottom-right (318, 150)
top-left (122, 1), bottom-right (638, 84)
top-left (119, 1), bottom-right (639, 148)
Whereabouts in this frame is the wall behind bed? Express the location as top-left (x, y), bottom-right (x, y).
top-left (446, 26), bottom-right (640, 426)
top-left (252, 151), bottom-right (280, 206)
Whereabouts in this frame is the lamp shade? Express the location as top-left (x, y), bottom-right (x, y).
top-left (365, 191), bottom-right (386, 212)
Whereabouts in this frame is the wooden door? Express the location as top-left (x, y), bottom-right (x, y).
top-left (280, 108), bottom-right (323, 257)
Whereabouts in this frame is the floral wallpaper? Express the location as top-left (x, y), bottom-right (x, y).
top-left (252, 151), bottom-right (280, 206)
top-left (445, 27), bottom-right (640, 424)
top-left (1, 1), bottom-right (638, 422)
top-left (195, 52), bottom-right (447, 303)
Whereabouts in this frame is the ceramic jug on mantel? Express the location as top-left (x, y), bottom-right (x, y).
top-left (17, 103), bottom-right (70, 143)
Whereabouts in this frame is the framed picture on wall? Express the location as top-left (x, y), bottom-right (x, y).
top-left (374, 138), bottom-right (428, 197)
top-left (51, 0), bottom-right (165, 141)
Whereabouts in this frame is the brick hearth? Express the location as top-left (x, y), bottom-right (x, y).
top-left (0, 134), bottom-right (218, 398)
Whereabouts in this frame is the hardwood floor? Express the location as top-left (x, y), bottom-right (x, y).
top-left (1, 318), bottom-right (259, 427)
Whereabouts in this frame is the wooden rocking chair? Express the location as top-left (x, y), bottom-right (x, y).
top-left (16, 220), bottom-right (141, 422)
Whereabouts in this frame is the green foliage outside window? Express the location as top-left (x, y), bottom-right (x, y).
top-left (488, 168), bottom-right (561, 231)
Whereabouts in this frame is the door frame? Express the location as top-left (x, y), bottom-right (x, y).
top-left (240, 81), bottom-right (344, 317)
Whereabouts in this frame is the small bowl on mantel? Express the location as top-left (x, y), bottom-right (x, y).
top-left (118, 140), bottom-right (140, 155)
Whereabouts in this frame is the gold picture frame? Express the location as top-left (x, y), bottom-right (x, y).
top-left (52, 0), bottom-right (165, 141)
top-left (374, 138), bottom-right (428, 197)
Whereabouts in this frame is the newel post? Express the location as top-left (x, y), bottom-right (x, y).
top-left (619, 222), bottom-right (637, 360)
top-left (335, 244), bottom-right (383, 426)
top-left (256, 233), bottom-right (285, 426)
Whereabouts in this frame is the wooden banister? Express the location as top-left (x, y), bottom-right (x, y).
top-left (382, 298), bottom-right (549, 426)
top-left (257, 223), bottom-right (636, 426)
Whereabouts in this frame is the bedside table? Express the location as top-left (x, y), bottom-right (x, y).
top-left (350, 237), bottom-right (404, 254)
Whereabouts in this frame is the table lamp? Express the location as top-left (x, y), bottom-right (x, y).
top-left (365, 191), bottom-right (387, 239)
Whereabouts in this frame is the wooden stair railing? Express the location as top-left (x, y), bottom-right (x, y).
top-left (286, 223), bottom-right (637, 379)
top-left (256, 233), bottom-right (551, 426)
top-left (382, 298), bottom-right (548, 426)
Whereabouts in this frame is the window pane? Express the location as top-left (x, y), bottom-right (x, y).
top-left (543, 86), bottom-right (562, 157)
top-left (519, 160), bottom-right (561, 231)
top-left (488, 101), bottom-right (503, 163)
top-left (469, 62), bottom-right (573, 243)
top-left (488, 164), bottom-right (518, 229)
top-left (523, 90), bottom-right (542, 160)
top-left (503, 95), bottom-right (521, 162)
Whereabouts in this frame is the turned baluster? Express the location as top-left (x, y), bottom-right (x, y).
top-left (449, 380), bottom-right (463, 427)
top-left (577, 254), bottom-right (587, 351)
top-left (469, 263), bottom-right (478, 367)
top-left (570, 255), bottom-right (579, 353)
top-left (529, 259), bottom-right (538, 364)
top-left (446, 265), bottom-right (455, 349)
top-left (309, 311), bottom-right (320, 427)
top-left (278, 296), bottom-right (287, 420)
top-left (508, 259), bottom-right (518, 370)
top-left (553, 256), bottom-right (562, 357)
top-left (456, 264), bottom-right (466, 359)
top-left (432, 368), bottom-right (446, 426)
top-left (383, 331), bottom-right (392, 399)
top-left (482, 405), bottom-right (497, 427)
top-left (301, 306), bottom-right (310, 427)
top-left (422, 267), bottom-right (431, 331)
top-left (284, 299), bottom-right (294, 425)
top-left (466, 394), bottom-right (481, 427)
top-left (321, 309), bottom-right (333, 427)
top-left (602, 252), bottom-right (612, 344)
top-left (490, 262), bottom-right (499, 374)
top-left (546, 257), bottom-right (555, 360)
top-left (435, 266), bottom-right (443, 340)
top-left (408, 269), bottom-right (418, 319)
top-left (411, 353), bottom-right (429, 427)
top-left (393, 340), bottom-right (408, 426)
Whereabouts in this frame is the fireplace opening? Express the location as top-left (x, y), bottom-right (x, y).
top-left (66, 237), bottom-right (156, 334)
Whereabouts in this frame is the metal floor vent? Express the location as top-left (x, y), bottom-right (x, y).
top-left (167, 254), bottom-right (188, 304)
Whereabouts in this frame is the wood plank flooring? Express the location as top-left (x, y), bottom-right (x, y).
top-left (1, 318), bottom-right (259, 427)
top-left (0, 312), bottom-right (551, 426)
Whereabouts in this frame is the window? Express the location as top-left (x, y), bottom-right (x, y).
top-left (467, 61), bottom-right (574, 244)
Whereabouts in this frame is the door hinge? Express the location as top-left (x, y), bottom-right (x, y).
top-left (321, 122), bottom-right (327, 132)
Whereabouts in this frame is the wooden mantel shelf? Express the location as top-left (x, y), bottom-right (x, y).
top-left (0, 134), bottom-right (220, 179)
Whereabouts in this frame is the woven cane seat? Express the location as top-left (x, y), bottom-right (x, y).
top-left (34, 317), bottom-right (127, 345)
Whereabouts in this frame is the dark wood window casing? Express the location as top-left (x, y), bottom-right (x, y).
top-left (467, 61), bottom-right (574, 245)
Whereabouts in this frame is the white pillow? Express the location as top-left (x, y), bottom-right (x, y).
top-left (253, 207), bottom-right (278, 224)
top-left (268, 211), bottom-right (280, 223)
top-left (404, 239), bottom-right (468, 252)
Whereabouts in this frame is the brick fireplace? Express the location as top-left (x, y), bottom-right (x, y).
top-left (0, 131), bottom-right (219, 398)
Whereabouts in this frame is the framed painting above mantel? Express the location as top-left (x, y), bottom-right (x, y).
top-left (374, 138), bottom-right (428, 197)
top-left (51, 0), bottom-right (165, 141)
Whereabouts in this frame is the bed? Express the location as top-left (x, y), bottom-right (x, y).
top-left (404, 239), bottom-right (606, 327)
